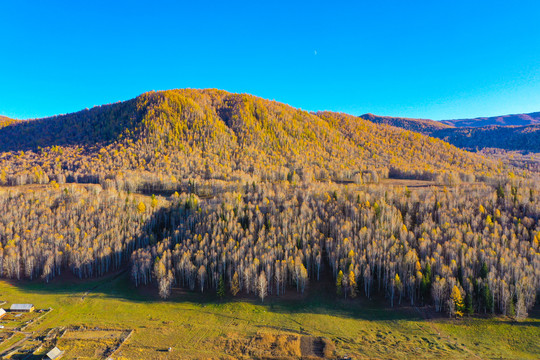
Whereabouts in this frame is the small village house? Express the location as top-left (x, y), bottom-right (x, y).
top-left (44, 346), bottom-right (64, 360)
top-left (9, 304), bottom-right (34, 312)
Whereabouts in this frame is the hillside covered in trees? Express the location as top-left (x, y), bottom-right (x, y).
top-left (0, 89), bottom-right (538, 321)
top-left (0, 116), bottom-right (19, 129)
top-left (0, 89), bottom-right (497, 188)
top-left (434, 125), bottom-right (540, 152)
top-left (361, 113), bottom-right (540, 152)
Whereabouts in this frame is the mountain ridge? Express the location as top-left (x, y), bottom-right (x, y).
top-left (0, 89), bottom-right (497, 186)
top-left (361, 113), bottom-right (540, 152)
top-left (360, 113), bottom-right (454, 133)
top-left (360, 111), bottom-right (540, 128)
top-left (441, 111), bottom-right (540, 127)
top-left (2, 91), bottom-right (537, 161)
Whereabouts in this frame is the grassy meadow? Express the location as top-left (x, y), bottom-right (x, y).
top-left (0, 272), bottom-right (537, 359)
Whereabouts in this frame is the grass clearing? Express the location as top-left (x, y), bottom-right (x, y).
top-left (0, 272), bottom-right (537, 359)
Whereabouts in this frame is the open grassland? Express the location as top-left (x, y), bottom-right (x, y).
top-left (0, 272), bottom-right (538, 359)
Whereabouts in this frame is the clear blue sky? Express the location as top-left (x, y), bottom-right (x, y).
top-left (1, 1), bottom-right (540, 120)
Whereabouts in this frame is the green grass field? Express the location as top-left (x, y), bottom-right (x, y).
top-left (0, 272), bottom-right (538, 359)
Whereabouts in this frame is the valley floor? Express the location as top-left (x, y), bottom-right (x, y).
top-left (0, 272), bottom-right (538, 359)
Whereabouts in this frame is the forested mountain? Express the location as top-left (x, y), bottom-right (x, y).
top-left (361, 113), bottom-right (540, 152)
top-left (0, 89), bottom-right (497, 188)
top-left (442, 111), bottom-right (540, 127)
top-left (434, 125), bottom-right (540, 152)
top-left (0, 89), bottom-right (538, 321)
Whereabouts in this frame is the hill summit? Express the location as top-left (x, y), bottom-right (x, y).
top-left (0, 89), bottom-right (496, 186)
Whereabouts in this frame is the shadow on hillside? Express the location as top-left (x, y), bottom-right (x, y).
top-left (0, 100), bottom-right (139, 152)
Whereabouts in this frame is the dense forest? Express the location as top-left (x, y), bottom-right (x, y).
top-left (131, 180), bottom-right (539, 318)
top-left (0, 89), bottom-right (538, 320)
top-left (0, 184), bottom-right (167, 281)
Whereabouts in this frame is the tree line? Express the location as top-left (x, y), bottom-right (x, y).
top-left (0, 184), bottom-right (168, 282)
top-left (131, 179), bottom-right (540, 319)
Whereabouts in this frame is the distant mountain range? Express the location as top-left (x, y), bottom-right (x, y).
top-left (361, 112), bottom-right (540, 152)
top-left (432, 125), bottom-right (540, 152)
top-left (360, 113), bottom-right (452, 133)
top-left (441, 112), bottom-right (540, 127)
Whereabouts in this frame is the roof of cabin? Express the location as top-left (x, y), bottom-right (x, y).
top-left (10, 304), bottom-right (34, 310)
top-left (46, 346), bottom-right (63, 359)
